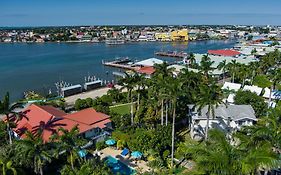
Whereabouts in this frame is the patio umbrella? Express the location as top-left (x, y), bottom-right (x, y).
top-left (78, 149), bottom-right (87, 158)
top-left (105, 139), bottom-right (116, 146)
top-left (131, 151), bottom-right (142, 159)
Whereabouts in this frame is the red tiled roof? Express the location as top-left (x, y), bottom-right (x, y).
top-left (208, 50), bottom-right (241, 57)
top-left (63, 108), bottom-right (110, 125)
top-left (13, 105), bottom-right (111, 142)
top-left (137, 66), bottom-right (155, 75)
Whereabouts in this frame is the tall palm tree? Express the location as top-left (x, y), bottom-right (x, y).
top-left (133, 73), bottom-right (147, 111)
top-left (0, 92), bottom-right (27, 144)
top-left (195, 82), bottom-right (225, 140)
top-left (189, 53), bottom-right (196, 67)
top-left (17, 131), bottom-right (52, 175)
top-left (165, 77), bottom-right (184, 168)
top-left (237, 64), bottom-right (250, 86)
top-left (119, 72), bottom-right (135, 125)
top-left (227, 60), bottom-right (240, 83)
top-left (253, 75), bottom-right (273, 108)
top-left (53, 126), bottom-right (84, 170)
top-left (153, 63), bottom-right (174, 126)
top-left (0, 159), bottom-right (17, 175)
top-left (189, 129), bottom-right (242, 174)
top-left (199, 54), bottom-right (215, 80)
top-left (217, 60), bottom-right (227, 83)
top-left (248, 61), bottom-right (260, 85)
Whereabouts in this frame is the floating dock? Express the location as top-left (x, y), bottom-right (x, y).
top-left (155, 51), bottom-right (188, 58)
top-left (102, 58), bottom-right (139, 70)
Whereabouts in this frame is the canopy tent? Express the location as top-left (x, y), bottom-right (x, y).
top-left (131, 151), bottom-right (142, 159)
top-left (105, 139), bottom-right (116, 146)
top-left (78, 149), bottom-right (87, 158)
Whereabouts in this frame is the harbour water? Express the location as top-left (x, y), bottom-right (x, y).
top-left (0, 40), bottom-right (236, 100)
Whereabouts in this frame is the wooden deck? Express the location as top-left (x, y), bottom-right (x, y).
top-left (103, 62), bottom-right (140, 70)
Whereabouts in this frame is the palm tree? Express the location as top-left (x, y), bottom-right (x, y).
top-left (153, 63), bottom-right (174, 126)
top-left (195, 81), bottom-right (225, 140)
top-left (133, 73), bottom-right (146, 111)
top-left (17, 131), bottom-right (52, 175)
top-left (248, 61), bottom-right (260, 85)
top-left (119, 72), bottom-right (135, 125)
top-left (0, 159), bottom-right (17, 175)
top-left (199, 54), bottom-right (215, 80)
top-left (189, 129), bottom-right (242, 174)
top-left (227, 60), bottom-right (239, 83)
top-left (0, 92), bottom-right (27, 144)
top-left (237, 64), bottom-right (250, 86)
top-left (253, 75), bottom-right (273, 108)
top-left (217, 60), bottom-right (227, 83)
top-left (53, 126), bottom-right (84, 170)
top-left (236, 129), bottom-right (280, 174)
top-left (165, 77), bottom-right (184, 168)
top-left (189, 53), bottom-right (196, 67)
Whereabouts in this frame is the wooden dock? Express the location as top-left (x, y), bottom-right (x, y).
top-left (102, 61), bottom-right (139, 70)
top-left (155, 51), bottom-right (188, 58)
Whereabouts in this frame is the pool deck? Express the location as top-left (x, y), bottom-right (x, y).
top-left (98, 147), bottom-right (151, 173)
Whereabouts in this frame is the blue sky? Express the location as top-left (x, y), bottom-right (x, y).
top-left (1, 0), bottom-right (281, 26)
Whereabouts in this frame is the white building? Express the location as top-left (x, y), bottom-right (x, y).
top-left (189, 104), bottom-right (257, 140)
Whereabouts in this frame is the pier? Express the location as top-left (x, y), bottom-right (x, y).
top-left (155, 51), bottom-right (188, 58)
top-left (102, 58), bottom-right (140, 70)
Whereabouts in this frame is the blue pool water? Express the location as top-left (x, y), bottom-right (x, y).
top-left (105, 156), bottom-right (135, 175)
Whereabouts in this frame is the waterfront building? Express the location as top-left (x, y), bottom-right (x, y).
top-left (134, 58), bottom-right (163, 67)
top-left (12, 104), bottom-right (112, 142)
top-left (171, 29), bottom-right (188, 41)
top-left (155, 32), bottom-right (171, 41)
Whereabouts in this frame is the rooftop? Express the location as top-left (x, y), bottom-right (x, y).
top-left (208, 49), bottom-right (241, 57)
top-left (193, 104), bottom-right (257, 121)
top-left (134, 58), bottom-right (163, 67)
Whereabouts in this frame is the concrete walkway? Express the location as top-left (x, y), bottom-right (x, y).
top-left (65, 85), bottom-right (123, 106)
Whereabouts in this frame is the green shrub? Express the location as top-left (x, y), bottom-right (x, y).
top-left (95, 141), bottom-right (106, 151)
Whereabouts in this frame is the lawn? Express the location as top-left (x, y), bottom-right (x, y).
top-left (110, 103), bottom-right (131, 115)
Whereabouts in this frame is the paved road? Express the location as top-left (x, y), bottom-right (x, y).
top-left (64, 85), bottom-right (123, 106)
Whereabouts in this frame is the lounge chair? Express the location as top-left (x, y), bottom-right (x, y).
top-left (121, 148), bottom-right (129, 157)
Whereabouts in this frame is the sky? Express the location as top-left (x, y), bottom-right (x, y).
top-left (1, 0), bottom-right (281, 26)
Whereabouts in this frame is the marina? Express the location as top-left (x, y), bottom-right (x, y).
top-left (0, 40), bottom-right (237, 100)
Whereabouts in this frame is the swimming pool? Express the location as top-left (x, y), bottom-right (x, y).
top-left (105, 156), bottom-right (135, 175)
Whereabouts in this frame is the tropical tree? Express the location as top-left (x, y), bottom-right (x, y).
top-left (153, 63), bottom-right (174, 126)
top-left (0, 159), bottom-right (17, 175)
top-left (248, 61), bottom-right (260, 85)
top-left (119, 72), bottom-right (136, 125)
top-left (199, 54), bottom-right (214, 80)
top-left (195, 81), bottom-right (225, 140)
top-left (17, 131), bottom-right (52, 175)
top-left (0, 92), bottom-right (27, 144)
top-left (189, 129), bottom-right (242, 174)
top-left (234, 90), bottom-right (267, 118)
top-left (189, 53), bottom-right (196, 67)
top-left (133, 73), bottom-right (147, 111)
top-left (53, 126), bottom-right (86, 170)
top-left (165, 77), bottom-right (184, 168)
top-left (227, 60), bottom-right (240, 83)
top-left (217, 60), bottom-right (228, 83)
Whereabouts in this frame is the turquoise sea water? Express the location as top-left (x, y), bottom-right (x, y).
top-left (0, 40), bottom-right (236, 100)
